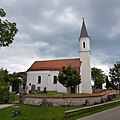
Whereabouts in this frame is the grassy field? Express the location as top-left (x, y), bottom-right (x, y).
top-left (0, 105), bottom-right (81, 120)
top-left (1, 102), bottom-right (120, 120)
top-left (37, 91), bottom-right (64, 96)
top-left (0, 94), bottom-right (120, 120)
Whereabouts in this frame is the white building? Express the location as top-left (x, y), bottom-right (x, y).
top-left (26, 19), bottom-right (92, 93)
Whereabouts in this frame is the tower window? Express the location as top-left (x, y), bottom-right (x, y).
top-left (53, 76), bottom-right (57, 84)
top-left (38, 76), bottom-right (41, 84)
top-left (83, 42), bottom-right (86, 48)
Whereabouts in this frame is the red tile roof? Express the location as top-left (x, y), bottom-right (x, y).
top-left (27, 58), bottom-right (81, 71)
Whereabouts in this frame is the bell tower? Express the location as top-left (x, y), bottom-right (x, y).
top-left (78, 18), bottom-right (92, 93)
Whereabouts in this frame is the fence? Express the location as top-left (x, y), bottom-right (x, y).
top-left (64, 99), bottom-right (120, 116)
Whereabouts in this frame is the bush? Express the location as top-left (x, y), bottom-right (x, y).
top-left (108, 87), bottom-right (113, 90)
top-left (0, 77), bottom-right (9, 104)
top-left (0, 86), bottom-right (9, 104)
top-left (93, 89), bottom-right (106, 93)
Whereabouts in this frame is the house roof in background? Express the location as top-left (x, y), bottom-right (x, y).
top-left (27, 58), bottom-right (81, 71)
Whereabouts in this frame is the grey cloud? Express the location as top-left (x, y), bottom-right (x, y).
top-left (1, 0), bottom-right (120, 73)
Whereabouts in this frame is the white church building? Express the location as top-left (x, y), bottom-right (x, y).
top-left (26, 19), bottom-right (92, 93)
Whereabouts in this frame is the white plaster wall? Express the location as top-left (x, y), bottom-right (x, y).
top-left (80, 52), bottom-right (92, 93)
top-left (80, 37), bottom-right (90, 52)
top-left (47, 71), bottom-right (59, 91)
top-left (80, 37), bottom-right (92, 93)
top-left (27, 70), bottom-right (67, 92)
top-left (9, 85), bottom-right (12, 93)
top-left (57, 81), bottom-right (67, 93)
top-left (27, 71), bottom-right (50, 91)
top-left (76, 84), bottom-right (81, 93)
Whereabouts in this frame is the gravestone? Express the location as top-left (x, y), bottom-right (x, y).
top-left (31, 84), bottom-right (36, 93)
top-left (37, 87), bottom-right (40, 93)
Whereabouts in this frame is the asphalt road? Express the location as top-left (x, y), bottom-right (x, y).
top-left (77, 106), bottom-right (120, 120)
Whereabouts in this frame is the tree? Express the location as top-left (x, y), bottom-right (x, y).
top-left (10, 72), bottom-right (26, 93)
top-left (0, 8), bottom-right (18, 47)
top-left (91, 67), bottom-right (106, 89)
top-left (109, 61), bottom-right (120, 89)
top-left (58, 66), bottom-right (81, 90)
top-left (0, 68), bottom-right (9, 103)
top-left (0, 67), bottom-right (26, 103)
top-left (105, 76), bottom-right (112, 89)
top-left (0, 68), bottom-right (9, 83)
top-left (12, 78), bottom-right (21, 93)
top-left (0, 79), bottom-right (8, 103)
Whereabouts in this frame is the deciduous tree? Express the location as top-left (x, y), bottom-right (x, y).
top-left (0, 68), bottom-right (9, 103)
top-left (91, 67), bottom-right (106, 89)
top-left (0, 8), bottom-right (18, 47)
top-left (58, 66), bottom-right (81, 88)
top-left (109, 61), bottom-right (120, 89)
top-left (105, 76), bottom-right (112, 89)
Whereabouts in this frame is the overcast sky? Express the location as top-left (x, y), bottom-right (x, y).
top-left (1, 0), bottom-right (120, 74)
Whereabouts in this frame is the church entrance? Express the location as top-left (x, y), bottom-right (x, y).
top-left (71, 85), bottom-right (75, 93)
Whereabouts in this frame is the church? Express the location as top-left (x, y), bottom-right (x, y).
top-left (26, 19), bottom-right (92, 93)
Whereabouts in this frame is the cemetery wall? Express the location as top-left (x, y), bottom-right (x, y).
top-left (23, 90), bottom-right (117, 106)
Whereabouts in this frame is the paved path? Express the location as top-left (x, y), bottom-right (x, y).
top-left (0, 104), bottom-right (14, 109)
top-left (77, 106), bottom-right (120, 120)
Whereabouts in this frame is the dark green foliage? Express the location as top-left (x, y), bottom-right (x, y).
top-left (0, 68), bottom-right (26, 103)
top-left (0, 77), bottom-right (9, 103)
top-left (0, 8), bottom-right (18, 47)
top-left (106, 76), bottom-right (112, 89)
top-left (0, 69), bottom-right (9, 103)
top-left (58, 66), bottom-right (81, 87)
top-left (109, 61), bottom-right (120, 89)
top-left (0, 87), bottom-right (9, 104)
top-left (10, 72), bottom-right (26, 93)
top-left (91, 67), bottom-right (106, 89)
top-left (12, 78), bottom-right (21, 93)
top-left (0, 68), bottom-right (9, 83)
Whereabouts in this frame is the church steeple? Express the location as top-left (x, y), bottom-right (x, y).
top-left (79, 18), bottom-right (89, 39)
top-left (79, 18), bottom-right (92, 93)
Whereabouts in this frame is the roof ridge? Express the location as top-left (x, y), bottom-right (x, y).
top-left (35, 58), bottom-right (80, 62)
top-left (27, 58), bottom-right (81, 71)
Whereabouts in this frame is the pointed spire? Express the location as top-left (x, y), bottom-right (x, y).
top-left (79, 18), bottom-right (89, 39)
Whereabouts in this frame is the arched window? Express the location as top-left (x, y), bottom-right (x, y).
top-left (83, 42), bottom-right (85, 48)
top-left (53, 76), bottom-right (57, 84)
top-left (38, 76), bottom-right (41, 84)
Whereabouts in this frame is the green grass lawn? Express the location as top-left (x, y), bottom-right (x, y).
top-left (1, 94), bottom-right (120, 120)
top-left (113, 93), bottom-right (120, 100)
top-left (1, 102), bottom-right (120, 120)
top-left (39, 91), bottom-right (64, 96)
top-left (14, 94), bottom-right (19, 101)
top-left (0, 105), bottom-right (81, 120)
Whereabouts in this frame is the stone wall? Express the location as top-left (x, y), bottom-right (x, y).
top-left (23, 91), bottom-right (117, 106)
